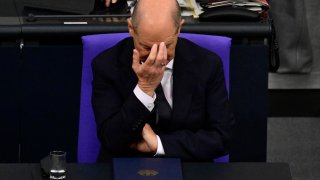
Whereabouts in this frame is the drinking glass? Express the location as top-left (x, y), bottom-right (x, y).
top-left (49, 151), bottom-right (67, 180)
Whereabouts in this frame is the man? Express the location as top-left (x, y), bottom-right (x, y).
top-left (102, 0), bottom-right (120, 7)
top-left (93, 0), bottom-right (128, 14)
top-left (92, 0), bottom-right (234, 162)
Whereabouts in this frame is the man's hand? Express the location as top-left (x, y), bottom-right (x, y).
top-left (132, 42), bottom-right (167, 97)
top-left (130, 123), bottom-right (158, 153)
top-left (104, 0), bottom-right (118, 7)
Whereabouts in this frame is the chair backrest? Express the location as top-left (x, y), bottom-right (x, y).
top-left (78, 33), bottom-right (231, 163)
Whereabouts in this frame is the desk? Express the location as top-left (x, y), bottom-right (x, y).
top-left (0, 163), bottom-right (292, 180)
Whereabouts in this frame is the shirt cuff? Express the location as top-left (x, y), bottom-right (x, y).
top-left (155, 135), bottom-right (165, 156)
top-left (133, 85), bottom-right (156, 112)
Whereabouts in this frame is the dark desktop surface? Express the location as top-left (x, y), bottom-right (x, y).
top-left (0, 162), bottom-right (292, 180)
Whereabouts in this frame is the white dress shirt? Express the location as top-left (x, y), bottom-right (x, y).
top-left (133, 59), bottom-right (174, 156)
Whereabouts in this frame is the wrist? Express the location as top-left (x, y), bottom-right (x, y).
top-left (137, 83), bottom-right (155, 97)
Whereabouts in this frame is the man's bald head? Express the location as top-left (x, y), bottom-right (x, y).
top-left (130, 0), bottom-right (181, 33)
top-left (128, 0), bottom-right (183, 62)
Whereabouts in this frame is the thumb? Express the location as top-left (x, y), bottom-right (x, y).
top-left (132, 49), bottom-right (140, 70)
top-left (142, 123), bottom-right (151, 136)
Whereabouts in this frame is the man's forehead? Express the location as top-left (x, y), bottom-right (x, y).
top-left (136, 32), bottom-right (177, 44)
top-left (135, 18), bottom-right (178, 43)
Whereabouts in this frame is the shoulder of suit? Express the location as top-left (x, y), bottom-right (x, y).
top-left (92, 37), bottom-right (133, 67)
top-left (178, 37), bottom-right (218, 54)
top-left (94, 37), bottom-right (133, 59)
top-left (177, 37), bottom-right (221, 64)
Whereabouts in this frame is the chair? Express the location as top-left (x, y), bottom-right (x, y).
top-left (78, 33), bottom-right (231, 163)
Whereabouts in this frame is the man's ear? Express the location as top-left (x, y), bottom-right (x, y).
top-left (180, 19), bottom-right (185, 26)
top-left (127, 19), bottom-right (134, 37)
top-left (177, 19), bottom-right (185, 34)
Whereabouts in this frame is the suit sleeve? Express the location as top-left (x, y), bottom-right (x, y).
top-left (159, 59), bottom-right (234, 161)
top-left (91, 58), bottom-right (152, 154)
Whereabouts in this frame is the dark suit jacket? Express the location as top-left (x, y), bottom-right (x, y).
top-left (92, 37), bottom-right (234, 162)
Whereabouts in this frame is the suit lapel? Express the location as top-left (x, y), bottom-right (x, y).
top-left (117, 38), bottom-right (198, 123)
top-left (118, 38), bottom-right (138, 94)
top-left (172, 38), bottom-right (197, 122)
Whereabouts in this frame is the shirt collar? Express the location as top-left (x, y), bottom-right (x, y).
top-left (166, 59), bottom-right (174, 70)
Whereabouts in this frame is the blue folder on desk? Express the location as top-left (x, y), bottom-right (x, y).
top-left (112, 158), bottom-right (183, 180)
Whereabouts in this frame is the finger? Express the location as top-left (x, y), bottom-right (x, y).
top-left (163, 43), bottom-right (168, 63)
top-left (144, 123), bottom-right (151, 129)
top-left (161, 42), bottom-right (167, 68)
top-left (136, 141), bottom-right (150, 152)
top-left (142, 124), bottom-right (157, 152)
top-left (142, 123), bottom-right (154, 138)
top-left (112, 0), bottom-right (117, 3)
top-left (105, 0), bottom-right (111, 7)
top-left (132, 49), bottom-right (140, 70)
top-left (155, 42), bottom-right (165, 67)
top-left (142, 123), bottom-right (151, 134)
top-left (136, 142), bottom-right (145, 151)
top-left (162, 43), bottom-right (168, 70)
top-left (130, 143), bottom-right (137, 149)
top-left (145, 44), bottom-right (158, 66)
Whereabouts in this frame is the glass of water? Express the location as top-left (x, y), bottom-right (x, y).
top-left (49, 151), bottom-right (67, 180)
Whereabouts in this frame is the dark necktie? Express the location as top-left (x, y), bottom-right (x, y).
top-left (154, 85), bottom-right (172, 127)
